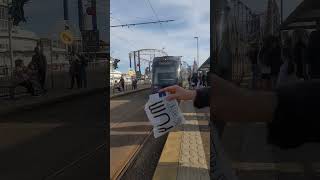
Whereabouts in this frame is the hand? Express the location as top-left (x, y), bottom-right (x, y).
top-left (159, 85), bottom-right (196, 101)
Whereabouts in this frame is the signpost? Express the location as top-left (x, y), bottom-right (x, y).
top-left (60, 30), bottom-right (74, 45)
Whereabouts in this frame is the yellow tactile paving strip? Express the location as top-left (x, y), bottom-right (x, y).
top-left (153, 100), bottom-right (210, 180)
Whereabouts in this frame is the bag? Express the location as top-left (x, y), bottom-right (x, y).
top-left (144, 92), bottom-right (185, 138)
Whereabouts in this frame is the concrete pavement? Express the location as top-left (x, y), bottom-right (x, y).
top-left (0, 93), bottom-right (107, 180)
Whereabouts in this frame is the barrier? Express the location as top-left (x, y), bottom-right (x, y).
top-left (0, 61), bottom-right (107, 98)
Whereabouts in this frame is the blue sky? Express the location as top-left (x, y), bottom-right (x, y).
top-left (110, 0), bottom-right (210, 73)
top-left (20, 0), bottom-right (107, 42)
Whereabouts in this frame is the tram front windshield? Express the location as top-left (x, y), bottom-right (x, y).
top-left (152, 65), bottom-right (178, 86)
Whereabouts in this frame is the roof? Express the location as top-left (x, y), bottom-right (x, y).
top-left (281, 0), bottom-right (320, 30)
top-left (198, 57), bottom-right (210, 72)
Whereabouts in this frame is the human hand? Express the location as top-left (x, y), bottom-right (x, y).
top-left (159, 85), bottom-right (196, 101)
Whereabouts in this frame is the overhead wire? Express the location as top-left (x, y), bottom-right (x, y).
top-left (143, 0), bottom-right (168, 35)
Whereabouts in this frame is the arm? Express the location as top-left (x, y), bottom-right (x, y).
top-left (210, 74), bottom-right (277, 123)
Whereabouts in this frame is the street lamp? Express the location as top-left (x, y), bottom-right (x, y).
top-left (194, 36), bottom-right (199, 68)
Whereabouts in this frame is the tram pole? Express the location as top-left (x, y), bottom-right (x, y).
top-left (7, 0), bottom-right (13, 78)
top-left (194, 36), bottom-right (199, 68)
top-left (280, 0), bottom-right (283, 23)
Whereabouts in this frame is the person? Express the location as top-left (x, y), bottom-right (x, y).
top-left (39, 46), bottom-right (47, 93)
top-left (248, 42), bottom-right (259, 89)
top-left (120, 76), bottom-right (125, 91)
top-left (258, 36), bottom-right (273, 90)
top-left (191, 73), bottom-right (198, 89)
top-left (69, 51), bottom-right (81, 89)
top-left (277, 38), bottom-right (300, 88)
top-left (114, 80), bottom-right (121, 92)
top-left (292, 30), bottom-right (308, 80)
top-left (306, 20), bottom-right (320, 79)
top-left (131, 77), bottom-right (135, 90)
top-left (197, 75), bottom-right (201, 88)
top-left (13, 59), bottom-right (37, 96)
top-left (79, 53), bottom-right (88, 88)
top-left (29, 46), bottom-right (47, 94)
top-left (202, 74), bottom-right (206, 87)
top-left (160, 74), bottom-right (320, 148)
top-left (187, 75), bottom-right (191, 88)
top-left (269, 36), bottom-right (282, 89)
top-left (133, 78), bottom-right (138, 90)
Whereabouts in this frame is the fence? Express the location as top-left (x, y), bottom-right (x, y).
top-left (110, 81), bottom-right (151, 95)
top-left (0, 61), bottom-right (107, 97)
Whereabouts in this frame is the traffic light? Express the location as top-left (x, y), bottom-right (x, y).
top-left (113, 59), bottom-right (120, 69)
top-left (8, 0), bottom-right (30, 26)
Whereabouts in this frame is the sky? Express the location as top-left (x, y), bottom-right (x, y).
top-left (110, 0), bottom-right (210, 73)
top-left (20, 0), bottom-right (107, 42)
top-left (111, 0), bottom-right (304, 74)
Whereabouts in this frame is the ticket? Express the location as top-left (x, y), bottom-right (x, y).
top-left (144, 92), bottom-right (185, 138)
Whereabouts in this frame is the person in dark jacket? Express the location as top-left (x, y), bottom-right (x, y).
top-left (160, 74), bottom-right (320, 149)
top-left (79, 54), bottom-right (88, 88)
top-left (120, 76), bottom-right (125, 91)
top-left (29, 46), bottom-right (47, 93)
top-left (69, 51), bottom-right (81, 89)
top-left (202, 74), bottom-right (206, 87)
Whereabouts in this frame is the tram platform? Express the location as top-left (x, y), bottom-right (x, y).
top-left (153, 101), bottom-right (210, 180)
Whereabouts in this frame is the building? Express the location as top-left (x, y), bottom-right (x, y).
top-left (0, 0), bottom-right (40, 75)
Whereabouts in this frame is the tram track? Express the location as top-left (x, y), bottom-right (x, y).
top-left (110, 89), bottom-right (156, 179)
top-left (112, 131), bottom-right (153, 180)
top-left (44, 143), bottom-right (107, 180)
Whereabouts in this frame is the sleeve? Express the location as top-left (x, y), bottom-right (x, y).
top-left (193, 88), bottom-right (210, 108)
top-left (267, 81), bottom-right (320, 149)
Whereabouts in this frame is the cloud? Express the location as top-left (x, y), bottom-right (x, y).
top-left (111, 0), bottom-right (210, 73)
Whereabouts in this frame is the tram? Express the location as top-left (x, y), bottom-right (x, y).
top-left (151, 56), bottom-right (186, 93)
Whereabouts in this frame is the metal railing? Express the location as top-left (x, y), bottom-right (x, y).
top-left (110, 82), bottom-right (151, 95)
top-left (0, 61), bottom-right (107, 98)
